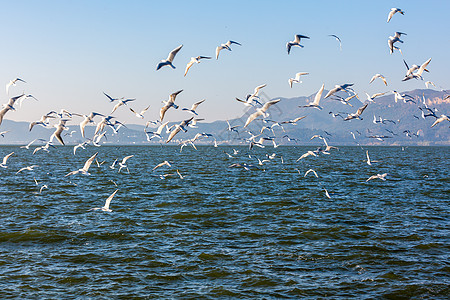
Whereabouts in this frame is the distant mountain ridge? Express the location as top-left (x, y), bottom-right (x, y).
top-left (0, 89), bottom-right (448, 146)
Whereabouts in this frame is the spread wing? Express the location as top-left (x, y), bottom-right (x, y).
top-left (313, 84), bottom-right (325, 106)
top-left (82, 152), bottom-right (98, 172)
top-left (167, 44), bottom-right (183, 62)
top-left (103, 189), bottom-right (118, 210)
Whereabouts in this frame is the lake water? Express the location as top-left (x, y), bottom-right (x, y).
top-left (0, 145), bottom-right (448, 298)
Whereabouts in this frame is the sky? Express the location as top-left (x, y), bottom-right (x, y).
top-left (1, 0), bottom-right (449, 125)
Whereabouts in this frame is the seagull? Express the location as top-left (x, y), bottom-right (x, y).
top-left (103, 92), bottom-right (121, 102)
top-left (65, 152), bottom-right (98, 176)
top-left (6, 78), bottom-right (26, 94)
top-left (366, 173), bottom-right (388, 182)
top-left (402, 58), bottom-right (432, 81)
top-left (328, 34), bottom-right (342, 50)
top-left (392, 90), bottom-right (414, 103)
top-left (304, 169), bottom-right (318, 178)
top-left (130, 105), bottom-right (150, 119)
top-left (246, 84), bottom-right (267, 104)
top-left (328, 94), bottom-right (356, 107)
top-left (365, 150), bottom-right (379, 165)
top-left (109, 159), bottom-right (118, 169)
top-left (286, 34), bottom-right (310, 54)
top-left (32, 141), bottom-right (55, 154)
top-left (182, 99), bottom-right (205, 115)
top-left (431, 114), bottom-right (450, 128)
top-left (300, 83), bottom-right (324, 109)
top-left (369, 74), bottom-right (388, 86)
top-left (0, 103), bottom-right (14, 126)
top-left (243, 99), bottom-right (281, 128)
top-left (187, 118), bottom-right (204, 128)
top-left (324, 188), bottom-right (332, 199)
top-left (29, 113), bottom-right (55, 131)
top-left (118, 155), bottom-right (134, 173)
top-left (79, 112), bottom-right (104, 138)
top-left (296, 150), bottom-right (317, 161)
top-left (288, 72), bottom-right (309, 88)
top-left (166, 117), bottom-right (194, 143)
top-left (73, 141), bottom-right (89, 155)
top-left (281, 116), bottom-right (307, 125)
top-left (365, 91), bottom-right (387, 102)
top-left (324, 83), bottom-right (354, 99)
top-left (16, 165), bottom-right (38, 174)
top-left (0, 130), bottom-right (9, 137)
top-left (111, 98), bottom-right (135, 114)
top-left (145, 121), bottom-right (169, 141)
top-left (176, 169), bottom-right (184, 179)
top-left (425, 81), bottom-right (436, 89)
top-left (216, 40), bottom-right (241, 60)
top-left (226, 120), bottom-right (240, 133)
top-left (50, 119), bottom-right (69, 145)
top-left (152, 160), bottom-right (171, 171)
top-left (20, 138), bottom-right (46, 150)
top-left (0, 152), bottom-right (14, 168)
top-left (88, 189), bottom-right (119, 212)
top-left (387, 8), bottom-right (404, 23)
top-left (156, 44), bottom-right (183, 70)
top-left (344, 103), bottom-right (368, 121)
top-left (160, 90), bottom-right (182, 122)
top-left (184, 56), bottom-right (211, 76)
top-left (388, 32), bottom-right (406, 55)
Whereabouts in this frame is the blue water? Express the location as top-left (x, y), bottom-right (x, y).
top-left (0, 145), bottom-right (449, 298)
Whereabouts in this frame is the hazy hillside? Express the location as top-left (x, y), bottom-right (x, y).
top-left (0, 89), bottom-right (448, 146)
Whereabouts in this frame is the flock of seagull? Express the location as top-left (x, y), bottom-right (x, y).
top-left (0, 7), bottom-right (449, 210)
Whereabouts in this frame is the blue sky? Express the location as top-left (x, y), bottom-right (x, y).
top-left (1, 0), bottom-right (449, 124)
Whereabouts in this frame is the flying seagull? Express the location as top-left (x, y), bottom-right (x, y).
top-left (366, 173), bottom-right (388, 182)
top-left (243, 99), bottom-right (281, 128)
top-left (166, 117), bottom-right (194, 143)
top-left (288, 72), bottom-right (309, 88)
top-left (216, 40), bottom-right (241, 60)
top-left (156, 44), bottom-right (183, 70)
top-left (300, 83), bottom-right (324, 109)
top-left (324, 83), bottom-right (354, 99)
top-left (65, 152), bottom-right (98, 176)
top-left (0, 152), bottom-right (14, 168)
top-left (388, 32), bottom-right (406, 55)
top-left (402, 58), bottom-right (432, 81)
top-left (88, 189), bottom-right (119, 212)
top-left (387, 8), bottom-right (404, 23)
top-left (344, 103), bottom-right (369, 121)
top-left (369, 74), bottom-right (388, 86)
top-left (182, 99), bottom-right (205, 115)
top-left (160, 90), bottom-right (182, 122)
top-left (286, 34), bottom-right (309, 54)
top-left (184, 56), bottom-right (211, 76)
top-left (6, 78), bottom-right (26, 94)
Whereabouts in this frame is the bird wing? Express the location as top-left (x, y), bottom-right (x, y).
top-left (2, 152), bottom-right (14, 164)
top-left (227, 40), bottom-right (241, 46)
top-left (215, 46), bottom-right (223, 60)
top-left (260, 98), bottom-right (281, 112)
top-left (356, 103), bottom-right (369, 116)
top-left (292, 116), bottom-right (307, 123)
top-left (313, 84), bottom-right (325, 105)
top-left (82, 152), bottom-right (98, 172)
top-left (103, 189), bottom-right (118, 210)
top-left (121, 155), bottom-right (134, 164)
top-left (387, 9), bottom-right (395, 22)
top-left (184, 60), bottom-right (194, 76)
top-left (244, 111), bottom-right (263, 128)
top-left (167, 44), bottom-right (183, 62)
top-left (166, 126), bottom-right (182, 143)
top-left (417, 58), bottom-right (432, 76)
top-left (140, 105), bottom-right (150, 115)
top-left (254, 84), bottom-right (267, 93)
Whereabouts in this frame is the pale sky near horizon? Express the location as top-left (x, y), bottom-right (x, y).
top-left (1, 0), bottom-right (449, 125)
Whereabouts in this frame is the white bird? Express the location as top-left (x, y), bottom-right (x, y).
top-left (425, 81), bottom-right (436, 89)
top-left (130, 105), bottom-right (150, 119)
top-left (243, 99), bottom-right (281, 128)
top-left (6, 78), bottom-right (26, 94)
top-left (328, 34), bottom-right (342, 50)
top-left (402, 58), bottom-right (432, 81)
top-left (73, 141), bottom-right (89, 155)
top-left (286, 34), bottom-right (310, 54)
top-left (184, 56), bottom-right (211, 76)
top-left (216, 40), bottom-right (241, 60)
top-left (366, 173), bottom-right (388, 182)
top-left (296, 151), bottom-right (317, 161)
top-left (324, 83), bottom-right (354, 99)
top-left (431, 114), bottom-right (450, 128)
top-left (0, 152), bottom-right (14, 168)
top-left (176, 169), bottom-right (184, 179)
top-left (324, 188), bottom-right (332, 199)
top-left (288, 72), bottom-right (309, 88)
top-left (79, 112), bottom-right (104, 138)
top-left (0, 103), bottom-right (14, 126)
top-left (182, 99), bottom-right (205, 115)
top-left (109, 159), bottom-right (118, 169)
top-left (65, 152), bottom-right (98, 176)
top-left (118, 155), bottom-right (134, 173)
top-left (388, 32), bottom-right (406, 55)
top-left (20, 138), bottom-right (46, 150)
top-left (50, 119), bottom-right (69, 146)
top-left (88, 189), bottom-right (119, 212)
top-left (300, 83), bottom-right (324, 109)
top-left (16, 165), bottom-right (38, 174)
top-left (281, 116), bottom-right (307, 125)
top-left (160, 90), bottom-right (182, 122)
top-left (145, 121), bottom-right (169, 141)
top-left (156, 44), bottom-right (183, 70)
top-left (344, 103), bottom-right (369, 121)
top-left (0, 130), bottom-right (8, 137)
top-left (304, 169), bottom-right (318, 178)
top-left (365, 150), bottom-right (379, 166)
top-left (365, 92), bottom-right (387, 102)
top-left (152, 160), bottom-right (171, 171)
top-left (387, 8), bottom-right (404, 23)
top-left (166, 117), bottom-right (194, 143)
top-left (369, 74), bottom-right (388, 86)
top-left (111, 99), bottom-right (135, 114)
top-left (245, 84), bottom-right (267, 105)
